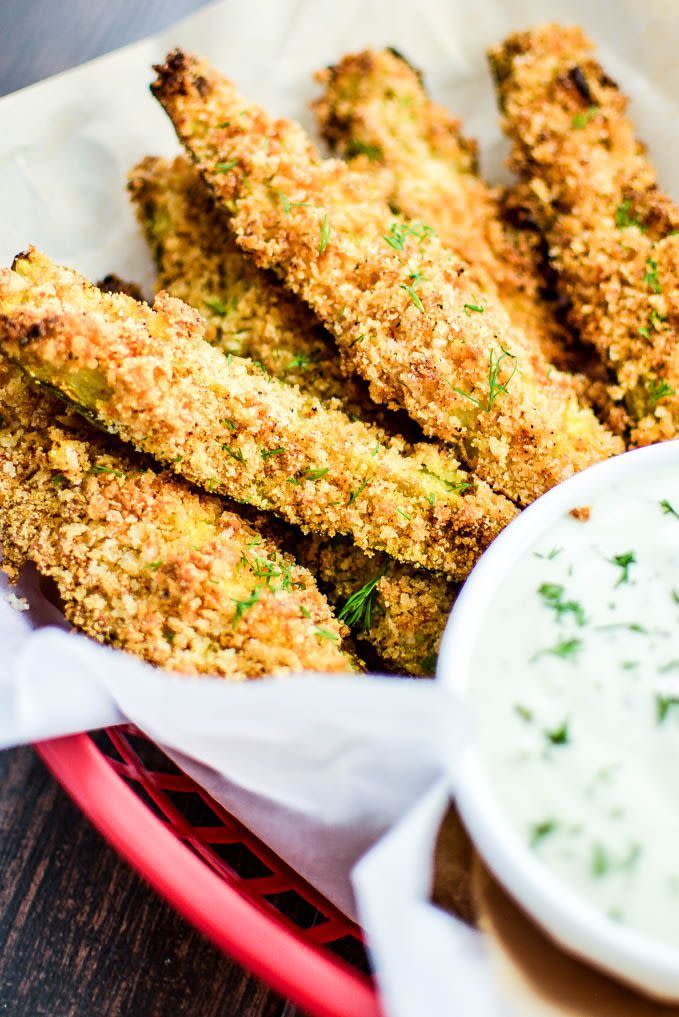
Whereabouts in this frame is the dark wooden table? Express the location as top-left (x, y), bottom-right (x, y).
top-left (0, 3), bottom-right (301, 1014)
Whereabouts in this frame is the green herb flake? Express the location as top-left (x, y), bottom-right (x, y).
top-left (383, 220), bottom-right (435, 252)
top-left (530, 819), bottom-right (558, 847)
top-left (452, 346), bottom-right (517, 413)
top-left (643, 257), bottom-right (662, 293)
top-left (610, 551), bottom-right (636, 586)
top-left (396, 507), bottom-right (412, 521)
top-left (204, 296), bottom-right (228, 315)
top-left (648, 377), bottom-right (674, 407)
top-left (614, 199), bottom-right (645, 231)
top-left (661, 499), bottom-right (679, 519)
top-left (514, 704), bottom-right (533, 722)
top-left (538, 582), bottom-right (586, 626)
top-left (231, 587), bottom-right (262, 625)
top-left (318, 214), bottom-right (331, 255)
top-left (532, 638), bottom-right (583, 663)
top-left (533, 547), bottom-right (562, 560)
top-left (314, 626), bottom-right (339, 642)
top-left (571, 105), bottom-right (599, 129)
top-left (261, 447), bottom-right (286, 459)
top-left (400, 270), bottom-right (425, 313)
top-left (463, 301), bottom-right (484, 315)
top-left (545, 719), bottom-right (570, 746)
top-left (222, 444), bottom-right (246, 464)
top-left (338, 567), bottom-right (387, 631)
top-left (346, 139), bottom-right (383, 161)
top-left (215, 160), bottom-right (238, 173)
top-left (348, 477), bottom-right (370, 505)
top-left (89, 464), bottom-right (126, 478)
top-left (656, 694), bottom-right (679, 724)
top-left (303, 467), bottom-right (329, 481)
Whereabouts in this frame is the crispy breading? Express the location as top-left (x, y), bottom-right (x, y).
top-left (0, 359), bottom-right (357, 678)
top-left (490, 24), bottom-right (679, 447)
top-left (0, 250), bottom-right (516, 578)
top-left (297, 534), bottom-right (456, 675)
top-left (312, 47), bottom-right (574, 371)
top-left (126, 157), bottom-right (454, 673)
top-left (151, 50), bottom-right (622, 506)
top-left (128, 154), bottom-right (402, 429)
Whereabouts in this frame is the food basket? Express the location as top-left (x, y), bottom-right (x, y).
top-left (36, 726), bottom-right (382, 1017)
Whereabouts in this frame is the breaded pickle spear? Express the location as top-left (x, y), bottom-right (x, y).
top-left (313, 47), bottom-right (570, 370)
top-left (129, 154), bottom-right (394, 428)
top-left (297, 535), bottom-right (456, 676)
top-left (490, 24), bottom-right (679, 446)
top-left (0, 249), bottom-right (515, 578)
top-left (0, 359), bottom-right (356, 678)
top-left (126, 161), bottom-right (456, 673)
top-left (151, 50), bottom-right (622, 506)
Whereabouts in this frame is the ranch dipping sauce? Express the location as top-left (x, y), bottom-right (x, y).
top-left (469, 467), bottom-right (679, 950)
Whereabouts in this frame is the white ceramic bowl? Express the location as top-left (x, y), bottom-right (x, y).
top-left (438, 440), bottom-right (679, 1001)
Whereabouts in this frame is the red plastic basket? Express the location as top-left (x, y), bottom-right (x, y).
top-left (35, 726), bottom-right (383, 1017)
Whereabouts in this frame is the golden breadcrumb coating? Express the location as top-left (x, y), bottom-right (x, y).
top-left (312, 47), bottom-right (573, 371)
top-left (128, 154), bottom-right (401, 429)
top-left (490, 24), bottom-right (679, 447)
top-left (297, 534), bottom-right (456, 676)
top-left (0, 360), bottom-right (356, 678)
top-left (0, 249), bottom-right (516, 578)
top-left (125, 159), bottom-right (454, 672)
top-left (151, 50), bottom-right (622, 506)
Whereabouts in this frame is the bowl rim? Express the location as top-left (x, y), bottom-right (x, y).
top-left (438, 439), bottom-right (679, 1001)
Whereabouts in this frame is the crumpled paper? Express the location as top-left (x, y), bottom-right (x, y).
top-left (1, 1), bottom-right (678, 1013)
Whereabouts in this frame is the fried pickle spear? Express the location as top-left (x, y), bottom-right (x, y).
top-left (125, 164), bottom-right (456, 672)
top-left (313, 47), bottom-right (572, 370)
top-left (490, 24), bottom-right (679, 447)
top-left (0, 249), bottom-right (515, 578)
top-left (151, 50), bottom-right (622, 506)
top-left (0, 359), bottom-right (356, 678)
top-left (297, 535), bottom-right (455, 675)
top-left (129, 154), bottom-right (397, 428)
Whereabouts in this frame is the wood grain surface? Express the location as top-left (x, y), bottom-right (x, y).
top-left (0, 2), bottom-right (302, 1014)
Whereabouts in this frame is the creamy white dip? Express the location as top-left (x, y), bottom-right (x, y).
top-left (470, 469), bottom-right (679, 948)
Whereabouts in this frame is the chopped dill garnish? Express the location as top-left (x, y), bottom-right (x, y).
top-left (571, 104), bottom-right (598, 128)
top-left (346, 139), bottom-right (383, 161)
top-left (222, 444), bottom-right (246, 464)
top-left (383, 220), bottom-right (435, 252)
top-left (261, 447), bottom-right (286, 459)
top-left (90, 464), bottom-right (126, 478)
top-left (533, 547), bottom-right (562, 560)
top-left (338, 567), bottom-right (387, 631)
top-left (300, 605), bottom-right (312, 619)
top-left (661, 499), bottom-right (679, 519)
top-left (400, 270), bottom-right (425, 312)
top-left (514, 704), bottom-right (533, 722)
top-left (532, 638), bottom-right (582, 662)
top-left (530, 819), bottom-right (558, 847)
top-left (545, 719), bottom-right (570, 746)
top-left (643, 257), bottom-right (662, 293)
top-left (142, 560), bottom-right (163, 570)
top-left (215, 160), bottom-right (238, 172)
top-left (286, 352), bottom-right (317, 372)
top-left (614, 199), bottom-right (645, 230)
top-left (51, 472), bottom-right (68, 487)
top-left (452, 347), bottom-right (517, 413)
top-left (318, 214), bottom-right (331, 255)
top-left (648, 378), bottom-right (674, 407)
top-left (396, 507), bottom-right (412, 521)
top-left (204, 296), bottom-right (228, 315)
top-left (610, 551), bottom-right (636, 586)
top-left (221, 418), bottom-right (236, 430)
top-left (538, 582), bottom-right (586, 626)
top-left (314, 626), bottom-right (338, 642)
top-left (231, 587), bottom-right (262, 625)
top-left (303, 467), bottom-right (329, 481)
top-left (348, 477), bottom-right (369, 505)
top-left (419, 463), bottom-right (470, 494)
top-left (277, 191), bottom-right (310, 214)
top-left (658, 660), bottom-right (679, 673)
top-left (656, 694), bottom-right (679, 723)
top-left (591, 843), bottom-right (611, 877)
top-left (463, 301), bottom-right (484, 315)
